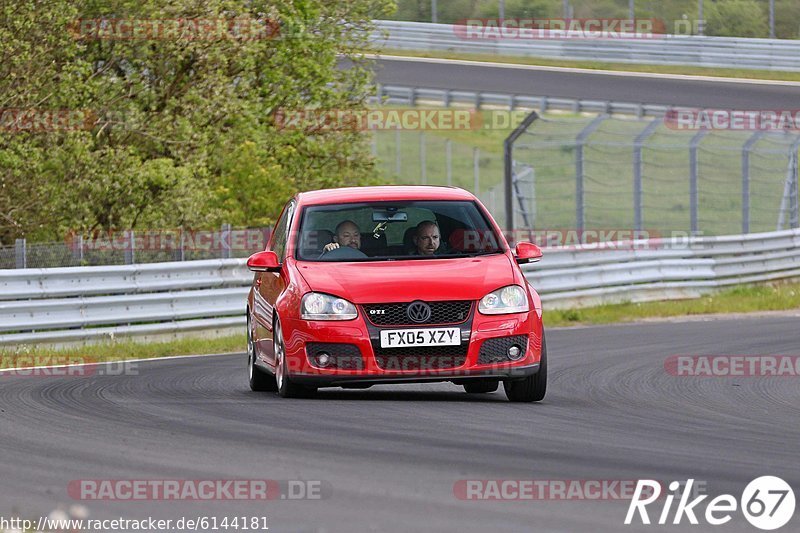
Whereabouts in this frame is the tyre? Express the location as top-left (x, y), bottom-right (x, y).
top-left (248, 313), bottom-right (277, 392)
top-left (503, 332), bottom-right (547, 403)
top-left (274, 317), bottom-right (316, 398)
top-left (463, 379), bottom-right (499, 394)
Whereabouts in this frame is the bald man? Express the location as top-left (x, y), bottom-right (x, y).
top-left (322, 220), bottom-right (361, 253)
top-left (412, 220), bottom-right (441, 256)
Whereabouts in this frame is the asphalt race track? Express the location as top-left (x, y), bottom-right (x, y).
top-left (1, 315), bottom-right (798, 532)
top-left (367, 56), bottom-right (800, 110)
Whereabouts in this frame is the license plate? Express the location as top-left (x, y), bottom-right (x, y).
top-left (379, 328), bottom-right (460, 349)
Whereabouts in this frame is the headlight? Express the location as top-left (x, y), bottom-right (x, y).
top-left (478, 285), bottom-right (529, 315)
top-left (301, 292), bottom-right (357, 320)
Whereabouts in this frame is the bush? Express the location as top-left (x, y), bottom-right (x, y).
top-left (0, 0), bottom-right (394, 244)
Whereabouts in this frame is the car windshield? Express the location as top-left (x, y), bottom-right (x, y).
top-left (295, 200), bottom-right (505, 262)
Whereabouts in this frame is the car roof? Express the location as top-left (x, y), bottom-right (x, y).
top-left (296, 186), bottom-right (476, 206)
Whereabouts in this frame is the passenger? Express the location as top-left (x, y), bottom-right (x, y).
top-left (412, 220), bottom-right (441, 256)
top-left (322, 220), bottom-right (361, 253)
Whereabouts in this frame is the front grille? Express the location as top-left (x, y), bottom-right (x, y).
top-left (478, 335), bottom-right (529, 365)
top-left (363, 301), bottom-right (472, 326)
top-left (373, 343), bottom-right (468, 371)
top-left (306, 343), bottom-right (364, 370)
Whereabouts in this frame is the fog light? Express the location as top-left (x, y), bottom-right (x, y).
top-left (507, 345), bottom-right (523, 361)
top-left (315, 352), bottom-right (332, 367)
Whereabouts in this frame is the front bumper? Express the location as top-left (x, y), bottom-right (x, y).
top-left (291, 363), bottom-right (540, 387)
top-left (281, 305), bottom-right (543, 388)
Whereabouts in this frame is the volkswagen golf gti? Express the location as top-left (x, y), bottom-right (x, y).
top-left (245, 186), bottom-right (547, 402)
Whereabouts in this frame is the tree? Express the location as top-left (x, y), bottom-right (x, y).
top-left (0, 0), bottom-right (393, 244)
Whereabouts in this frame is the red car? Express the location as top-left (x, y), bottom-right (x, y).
top-left (245, 186), bottom-right (547, 402)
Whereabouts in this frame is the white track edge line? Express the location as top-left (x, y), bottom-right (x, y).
top-left (0, 351), bottom-right (242, 373)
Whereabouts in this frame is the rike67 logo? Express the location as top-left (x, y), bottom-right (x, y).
top-left (625, 477), bottom-right (795, 530)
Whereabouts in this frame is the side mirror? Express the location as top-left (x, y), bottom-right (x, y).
top-left (247, 251), bottom-right (281, 272)
top-left (515, 242), bottom-right (543, 265)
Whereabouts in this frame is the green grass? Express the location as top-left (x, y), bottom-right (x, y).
top-left (380, 49), bottom-right (800, 82)
top-left (0, 334), bottom-right (245, 366)
top-left (545, 282), bottom-right (800, 327)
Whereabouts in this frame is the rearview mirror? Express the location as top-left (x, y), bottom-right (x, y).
top-left (372, 210), bottom-right (408, 222)
top-left (247, 251), bottom-right (281, 272)
top-left (515, 242), bottom-right (543, 265)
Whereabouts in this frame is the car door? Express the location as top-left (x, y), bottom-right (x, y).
top-left (253, 200), bottom-right (294, 368)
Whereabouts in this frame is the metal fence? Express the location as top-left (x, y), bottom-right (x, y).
top-left (371, 127), bottom-right (507, 218)
top-left (370, 85), bottom-right (800, 236)
top-left (0, 226), bottom-right (271, 269)
top-left (507, 113), bottom-right (800, 236)
top-left (0, 259), bottom-right (251, 346)
top-left (2, 228), bottom-right (799, 346)
top-left (373, 85), bottom-right (674, 118)
top-left (373, 20), bottom-right (800, 72)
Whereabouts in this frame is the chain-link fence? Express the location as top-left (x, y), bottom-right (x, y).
top-left (507, 114), bottom-right (799, 236)
top-left (371, 129), bottom-right (507, 220)
top-left (1, 226), bottom-right (271, 269)
top-left (371, 98), bottom-right (800, 237)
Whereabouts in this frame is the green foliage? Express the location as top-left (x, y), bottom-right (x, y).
top-left (569, 0), bottom-right (627, 19)
top-left (704, 0), bottom-right (769, 38)
top-left (0, 0), bottom-right (393, 244)
top-left (393, 0), bottom-right (556, 24)
top-left (774, 0), bottom-right (800, 39)
top-left (477, 0), bottom-right (557, 18)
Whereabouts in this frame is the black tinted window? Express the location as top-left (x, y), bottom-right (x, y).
top-left (295, 200), bottom-right (504, 262)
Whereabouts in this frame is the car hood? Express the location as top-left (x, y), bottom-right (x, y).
top-left (296, 254), bottom-right (517, 304)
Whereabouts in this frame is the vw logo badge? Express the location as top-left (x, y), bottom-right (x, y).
top-left (407, 301), bottom-right (432, 323)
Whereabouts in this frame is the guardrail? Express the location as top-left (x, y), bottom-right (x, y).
top-left (0, 260), bottom-right (252, 345)
top-left (524, 229), bottom-right (800, 307)
top-left (373, 20), bottom-right (800, 72)
top-left (374, 84), bottom-right (675, 118)
top-left (2, 228), bottom-right (799, 346)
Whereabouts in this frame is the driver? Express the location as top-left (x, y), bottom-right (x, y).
top-left (412, 220), bottom-right (441, 256)
top-left (322, 220), bottom-right (361, 253)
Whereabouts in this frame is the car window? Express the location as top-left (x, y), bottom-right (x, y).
top-left (295, 200), bottom-right (504, 262)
